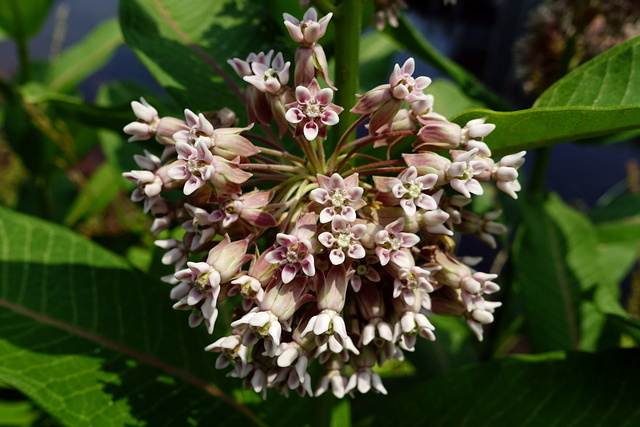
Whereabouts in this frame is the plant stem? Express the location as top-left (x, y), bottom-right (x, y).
top-left (529, 147), bottom-right (551, 197)
top-left (331, 0), bottom-right (363, 153)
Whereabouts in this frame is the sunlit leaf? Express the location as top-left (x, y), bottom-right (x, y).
top-left (0, 207), bottom-right (265, 426)
top-left (119, 0), bottom-right (278, 114)
top-left (451, 36), bottom-right (640, 155)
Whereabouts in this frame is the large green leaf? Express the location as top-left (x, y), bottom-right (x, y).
top-left (0, 207), bottom-right (265, 426)
top-left (451, 36), bottom-right (640, 156)
top-left (45, 19), bottom-right (123, 93)
top-left (353, 348), bottom-right (640, 427)
top-left (119, 0), bottom-right (278, 114)
top-left (513, 194), bottom-right (606, 352)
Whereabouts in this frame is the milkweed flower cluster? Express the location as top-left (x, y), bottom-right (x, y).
top-left (123, 7), bottom-right (525, 399)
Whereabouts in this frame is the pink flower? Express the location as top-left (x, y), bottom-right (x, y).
top-left (265, 234), bottom-right (315, 283)
top-left (389, 58), bottom-right (431, 103)
top-left (122, 170), bottom-right (162, 213)
top-left (227, 50), bottom-right (274, 78)
top-left (285, 79), bottom-right (342, 140)
top-left (123, 97), bottom-right (159, 142)
top-left (167, 140), bottom-right (215, 195)
top-left (446, 148), bottom-right (486, 198)
top-left (318, 217), bottom-right (367, 265)
top-left (493, 151), bottom-right (526, 199)
top-left (310, 173), bottom-right (364, 223)
top-left (374, 218), bottom-right (420, 267)
top-left (264, 214), bottom-right (317, 283)
top-left (173, 109), bottom-right (258, 160)
top-left (283, 7), bottom-right (332, 46)
top-left (375, 166), bottom-right (439, 216)
top-left (243, 52), bottom-right (291, 94)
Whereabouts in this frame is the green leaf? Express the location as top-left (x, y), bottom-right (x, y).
top-left (63, 163), bottom-right (123, 227)
top-left (451, 36), bottom-right (640, 156)
top-left (45, 19), bottom-right (123, 93)
top-left (428, 79), bottom-right (485, 119)
top-left (119, 0), bottom-right (277, 114)
top-left (0, 0), bottom-right (54, 41)
top-left (354, 349), bottom-right (640, 427)
top-left (358, 32), bottom-right (396, 94)
top-left (451, 106), bottom-right (640, 156)
top-left (513, 194), bottom-right (603, 352)
top-left (0, 400), bottom-right (39, 426)
top-left (0, 207), bottom-right (265, 426)
top-left (534, 36), bottom-right (640, 108)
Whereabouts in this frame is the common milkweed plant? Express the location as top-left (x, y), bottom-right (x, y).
top-left (0, 0), bottom-right (639, 425)
top-left (123, 6), bottom-right (525, 398)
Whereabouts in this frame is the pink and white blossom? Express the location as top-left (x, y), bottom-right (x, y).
top-left (311, 173), bottom-right (364, 223)
top-left (285, 79), bottom-right (342, 140)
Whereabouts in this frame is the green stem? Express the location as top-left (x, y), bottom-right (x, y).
top-left (311, 0), bottom-right (336, 15)
top-left (331, 0), bottom-right (363, 153)
top-left (529, 146), bottom-right (551, 198)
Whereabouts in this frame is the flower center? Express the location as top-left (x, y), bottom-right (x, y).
top-left (335, 232), bottom-right (352, 248)
top-left (330, 189), bottom-right (348, 207)
top-left (304, 100), bottom-right (322, 118)
top-left (405, 181), bottom-right (423, 199)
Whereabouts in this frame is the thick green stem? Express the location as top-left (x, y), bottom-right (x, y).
top-left (331, 0), bottom-right (363, 153)
top-left (529, 147), bottom-right (551, 197)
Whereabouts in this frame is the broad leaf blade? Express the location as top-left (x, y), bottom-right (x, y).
top-left (451, 106), bottom-right (640, 156)
top-left (354, 349), bottom-right (640, 427)
top-left (535, 35), bottom-right (640, 108)
top-left (119, 0), bottom-right (276, 114)
top-left (513, 194), bottom-right (604, 352)
top-left (0, 207), bottom-right (263, 426)
top-left (452, 36), bottom-right (640, 155)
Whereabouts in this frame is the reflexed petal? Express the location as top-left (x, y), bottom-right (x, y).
top-left (303, 121), bottom-right (319, 140)
top-left (282, 264), bottom-right (299, 283)
top-left (285, 107), bottom-right (305, 123)
top-left (313, 313), bottom-right (331, 335)
top-left (296, 86), bottom-right (312, 103)
top-left (316, 88), bottom-right (334, 105)
top-left (310, 188), bottom-right (329, 204)
top-left (321, 110), bottom-right (339, 126)
top-left (329, 249), bottom-right (345, 265)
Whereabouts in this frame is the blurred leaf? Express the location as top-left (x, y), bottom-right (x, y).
top-left (0, 0), bottom-right (54, 41)
top-left (358, 32), bottom-right (396, 94)
top-left (355, 349), bottom-right (640, 427)
top-left (452, 36), bottom-right (640, 156)
top-left (0, 400), bottom-right (38, 426)
top-left (0, 207), bottom-right (266, 426)
top-left (590, 194), bottom-right (640, 223)
top-left (63, 163), bottom-right (123, 227)
top-left (45, 19), bottom-right (123, 93)
top-left (513, 194), bottom-right (603, 352)
top-left (119, 0), bottom-right (277, 114)
top-left (429, 79), bottom-right (485, 119)
top-left (404, 317), bottom-right (476, 378)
